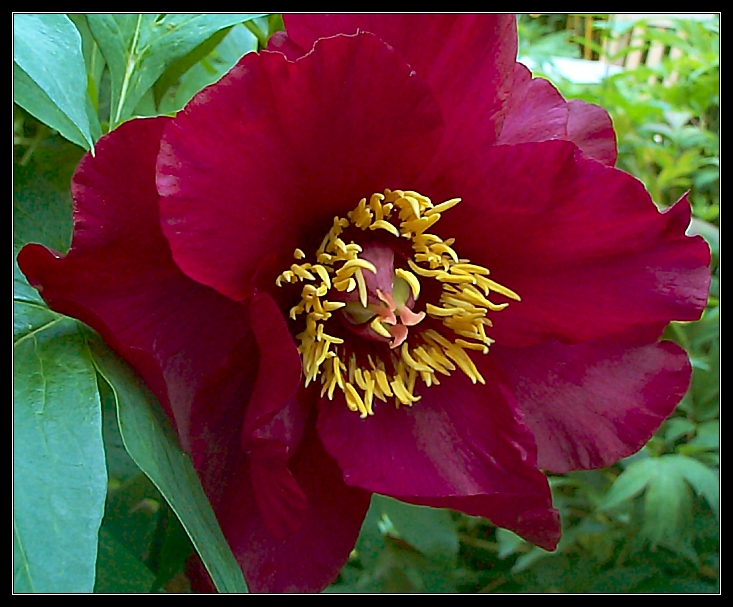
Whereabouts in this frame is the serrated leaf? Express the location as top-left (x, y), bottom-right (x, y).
top-left (664, 417), bottom-right (696, 443)
top-left (689, 420), bottom-right (719, 451)
top-left (374, 496), bottom-right (459, 565)
top-left (665, 454), bottom-right (719, 518)
top-left (87, 14), bottom-right (265, 126)
top-left (84, 331), bottom-right (248, 593)
top-left (13, 14), bottom-right (97, 149)
top-left (14, 308), bottom-right (106, 592)
top-left (598, 458), bottom-right (657, 511)
top-left (642, 458), bottom-right (692, 549)
top-left (496, 528), bottom-right (525, 559)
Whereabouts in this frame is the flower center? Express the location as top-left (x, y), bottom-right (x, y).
top-left (276, 189), bottom-right (519, 418)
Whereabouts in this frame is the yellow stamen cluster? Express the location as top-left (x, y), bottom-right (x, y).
top-left (275, 189), bottom-right (519, 418)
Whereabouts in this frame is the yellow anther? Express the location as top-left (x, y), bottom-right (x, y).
top-left (459, 286), bottom-right (509, 311)
top-left (402, 195), bottom-right (422, 219)
top-left (391, 376), bottom-right (420, 405)
top-left (407, 258), bottom-right (443, 278)
top-left (424, 197), bottom-right (461, 216)
top-left (323, 300), bottom-right (346, 312)
top-left (344, 383), bottom-right (368, 417)
top-left (451, 263), bottom-right (491, 276)
top-left (374, 368), bottom-right (394, 397)
top-left (333, 277), bottom-right (356, 292)
top-left (369, 220), bottom-right (400, 237)
top-left (400, 342), bottom-right (432, 373)
top-left (435, 272), bottom-right (475, 285)
top-left (293, 248), bottom-right (306, 260)
top-left (369, 193), bottom-right (386, 221)
top-left (430, 242), bottom-right (460, 262)
top-left (313, 264), bottom-right (332, 289)
top-left (340, 258), bottom-right (377, 275)
top-left (355, 269), bottom-right (368, 308)
top-left (475, 276), bottom-right (521, 301)
top-left (291, 264), bottom-right (315, 280)
top-left (401, 213), bottom-right (441, 236)
top-left (455, 339), bottom-right (490, 354)
top-left (395, 268), bottom-right (421, 299)
top-left (369, 317), bottom-right (393, 339)
top-left (413, 346), bottom-right (452, 375)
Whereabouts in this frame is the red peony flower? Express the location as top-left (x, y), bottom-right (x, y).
top-left (18, 15), bottom-right (710, 593)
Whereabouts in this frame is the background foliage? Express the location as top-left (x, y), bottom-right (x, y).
top-left (14, 14), bottom-right (719, 593)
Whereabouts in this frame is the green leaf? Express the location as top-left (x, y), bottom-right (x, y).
top-left (14, 157), bottom-right (75, 256)
top-left (665, 454), bottom-right (719, 518)
top-left (84, 330), bottom-right (248, 593)
top-left (373, 496), bottom-right (459, 565)
top-left (94, 528), bottom-right (156, 593)
top-left (14, 307), bottom-right (106, 592)
top-left (598, 458), bottom-right (657, 511)
top-left (87, 14), bottom-right (265, 126)
top-left (13, 14), bottom-right (97, 149)
top-left (689, 420), bottom-right (719, 451)
top-left (642, 458), bottom-right (693, 549)
top-left (14, 144), bottom-right (79, 304)
top-left (664, 417), bottom-right (696, 443)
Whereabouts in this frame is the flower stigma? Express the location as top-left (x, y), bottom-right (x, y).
top-left (275, 189), bottom-right (520, 418)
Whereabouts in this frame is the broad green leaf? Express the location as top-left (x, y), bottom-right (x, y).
top-left (67, 15), bottom-right (106, 114)
top-left (84, 331), bottom-right (248, 593)
top-left (14, 157), bottom-right (75, 256)
top-left (87, 14), bottom-right (265, 126)
top-left (374, 496), bottom-right (459, 565)
top-left (14, 307), bottom-right (106, 592)
top-left (94, 528), bottom-right (156, 593)
top-left (13, 14), bottom-right (97, 149)
top-left (14, 146), bottom-right (79, 304)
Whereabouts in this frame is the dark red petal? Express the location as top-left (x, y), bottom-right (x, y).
top-left (157, 32), bottom-right (443, 301)
top-left (216, 422), bottom-right (372, 593)
top-left (285, 15), bottom-right (517, 167)
top-left (316, 358), bottom-right (558, 546)
top-left (567, 99), bottom-right (618, 166)
top-left (496, 62), bottom-right (569, 146)
top-left (17, 117), bottom-right (250, 450)
top-left (243, 294), bottom-right (311, 537)
top-left (415, 494), bottom-right (560, 551)
top-left (242, 292), bottom-right (306, 457)
top-left (432, 141), bottom-right (711, 347)
top-left (495, 63), bottom-right (618, 166)
top-left (495, 334), bottom-right (692, 473)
